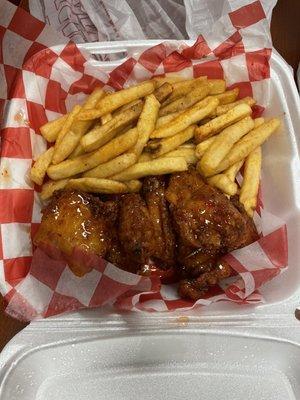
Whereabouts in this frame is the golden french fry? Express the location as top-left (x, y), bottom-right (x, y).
top-left (47, 128), bottom-right (138, 180)
top-left (151, 97), bottom-right (219, 139)
top-left (111, 157), bottom-right (188, 181)
top-left (207, 174), bottom-right (238, 196)
top-left (225, 160), bottom-right (244, 182)
top-left (195, 103), bottom-right (252, 142)
top-left (159, 83), bottom-right (210, 116)
top-left (52, 105), bottom-right (82, 163)
top-left (131, 94), bottom-right (160, 157)
top-left (138, 146), bottom-right (197, 164)
top-left (152, 75), bottom-right (188, 87)
top-left (40, 178), bottom-right (70, 200)
top-left (101, 113), bottom-right (112, 124)
top-left (124, 180), bottom-right (142, 192)
top-left (40, 115), bottom-right (68, 142)
top-left (239, 146), bottom-right (262, 217)
top-left (195, 136), bottom-right (216, 158)
top-left (83, 153), bottom-right (137, 178)
top-left (69, 143), bottom-right (85, 158)
top-left (138, 153), bottom-right (152, 163)
top-left (216, 97), bottom-right (256, 116)
top-left (30, 147), bottom-right (54, 186)
top-left (66, 177), bottom-right (129, 194)
top-left (79, 81), bottom-right (155, 120)
top-left (254, 117), bottom-right (264, 128)
top-left (147, 125), bottom-right (195, 158)
top-left (162, 147), bottom-right (197, 165)
top-left (52, 88), bottom-right (105, 163)
top-left (204, 118), bottom-right (280, 176)
top-left (114, 99), bottom-right (142, 116)
top-left (199, 116), bottom-right (255, 176)
top-left (180, 143), bottom-right (196, 149)
top-left (207, 79), bottom-right (226, 94)
top-left (163, 77), bottom-right (207, 105)
top-left (156, 112), bottom-right (180, 128)
top-left (212, 87), bottom-right (239, 105)
top-left (153, 82), bottom-right (173, 103)
top-left (81, 101), bottom-right (143, 152)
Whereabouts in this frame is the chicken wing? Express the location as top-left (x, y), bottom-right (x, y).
top-left (166, 168), bottom-right (258, 299)
top-left (117, 177), bottom-right (175, 273)
top-left (34, 190), bottom-right (118, 276)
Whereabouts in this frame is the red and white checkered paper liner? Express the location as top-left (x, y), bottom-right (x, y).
top-left (0, 0), bottom-right (288, 320)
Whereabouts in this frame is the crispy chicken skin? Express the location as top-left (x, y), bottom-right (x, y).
top-left (117, 177), bottom-right (175, 273)
top-left (34, 190), bottom-right (118, 276)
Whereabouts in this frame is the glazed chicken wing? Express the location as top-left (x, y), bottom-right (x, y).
top-left (34, 190), bottom-right (118, 276)
top-left (117, 177), bottom-right (175, 273)
top-left (166, 169), bottom-right (258, 299)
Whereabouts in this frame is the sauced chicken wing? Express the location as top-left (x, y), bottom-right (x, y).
top-left (117, 177), bottom-right (175, 272)
top-left (34, 190), bottom-right (118, 276)
top-left (165, 169), bottom-right (258, 299)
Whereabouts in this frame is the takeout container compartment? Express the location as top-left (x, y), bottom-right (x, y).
top-left (0, 39), bottom-right (300, 399)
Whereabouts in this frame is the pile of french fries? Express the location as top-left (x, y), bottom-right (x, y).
top-left (30, 75), bottom-right (280, 217)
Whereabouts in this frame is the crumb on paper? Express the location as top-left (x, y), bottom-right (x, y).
top-left (0, 167), bottom-right (10, 180)
top-left (14, 109), bottom-right (29, 126)
top-left (176, 316), bottom-right (189, 326)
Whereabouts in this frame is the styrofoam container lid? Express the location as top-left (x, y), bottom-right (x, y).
top-left (0, 41), bottom-right (300, 400)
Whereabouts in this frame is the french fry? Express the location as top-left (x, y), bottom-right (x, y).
top-left (162, 147), bottom-right (197, 165)
top-left (147, 125), bottom-right (195, 158)
top-left (83, 153), bottom-right (137, 178)
top-left (163, 77), bottom-right (207, 104)
top-left (156, 112), bottom-right (179, 128)
top-left (239, 146), bottom-right (262, 217)
top-left (40, 178), bottom-right (70, 200)
top-left (138, 146), bottom-right (197, 164)
top-left (69, 143), bottom-right (85, 158)
top-left (159, 83), bottom-right (210, 116)
top-left (111, 157), bottom-right (188, 181)
top-left (47, 128), bottom-right (138, 180)
top-left (52, 88), bottom-right (105, 164)
top-left (153, 82), bottom-right (173, 103)
top-left (79, 81), bottom-right (155, 120)
top-left (198, 116), bottom-right (255, 176)
top-left (138, 153), bottom-right (152, 163)
top-left (203, 118), bottom-right (280, 176)
top-left (124, 180), bottom-right (142, 192)
top-left (212, 87), bottom-right (239, 105)
top-left (30, 147), bottom-right (54, 186)
top-left (66, 177), bottom-right (129, 194)
top-left (52, 105), bottom-right (82, 163)
top-left (224, 160), bottom-right (244, 182)
top-left (151, 97), bottom-right (219, 139)
top-left (81, 101), bottom-right (143, 152)
top-left (207, 79), bottom-right (226, 94)
top-left (216, 96), bottom-right (256, 116)
top-left (180, 143), bottom-right (196, 149)
top-left (101, 113), bottom-right (112, 124)
top-left (114, 99), bottom-right (141, 116)
top-left (254, 117), bottom-right (264, 128)
top-left (131, 94), bottom-right (160, 157)
top-left (207, 174), bottom-right (238, 196)
top-left (152, 75), bottom-right (187, 88)
top-left (195, 136), bottom-right (216, 158)
top-left (40, 115), bottom-right (68, 143)
top-left (195, 103), bottom-right (252, 142)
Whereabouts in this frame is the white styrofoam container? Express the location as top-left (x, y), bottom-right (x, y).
top-left (0, 41), bottom-right (300, 400)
